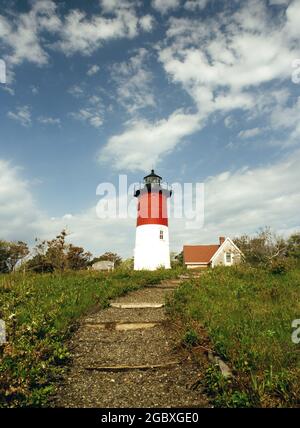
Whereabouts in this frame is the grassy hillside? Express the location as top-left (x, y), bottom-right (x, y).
top-left (0, 269), bottom-right (177, 407)
top-left (167, 265), bottom-right (300, 407)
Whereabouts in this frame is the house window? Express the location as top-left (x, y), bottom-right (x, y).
top-left (160, 230), bottom-right (164, 240)
top-left (225, 252), bottom-right (232, 263)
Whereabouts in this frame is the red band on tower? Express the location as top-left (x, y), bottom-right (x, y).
top-left (136, 190), bottom-right (169, 227)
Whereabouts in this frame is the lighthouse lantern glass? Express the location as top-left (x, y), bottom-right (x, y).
top-left (144, 169), bottom-right (162, 186)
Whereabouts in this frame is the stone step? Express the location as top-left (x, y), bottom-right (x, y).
top-left (110, 302), bottom-right (164, 309)
top-left (144, 285), bottom-right (178, 290)
top-left (162, 279), bottom-right (182, 284)
top-left (84, 361), bottom-right (181, 372)
top-left (83, 321), bottom-right (162, 331)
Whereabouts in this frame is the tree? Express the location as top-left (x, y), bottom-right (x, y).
top-left (174, 251), bottom-right (184, 266)
top-left (0, 240), bottom-right (29, 273)
top-left (287, 233), bottom-right (300, 259)
top-left (67, 245), bottom-right (92, 270)
top-left (26, 229), bottom-right (92, 272)
top-left (26, 253), bottom-right (54, 273)
top-left (234, 227), bottom-right (287, 266)
top-left (46, 229), bottom-right (69, 271)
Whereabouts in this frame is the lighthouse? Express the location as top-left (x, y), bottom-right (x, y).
top-left (134, 170), bottom-right (172, 271)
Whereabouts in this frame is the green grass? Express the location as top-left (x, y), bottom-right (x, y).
top-left (167, 265), bottom-right (300, 407)
top-left (0, 268), bottom-right (179, 407)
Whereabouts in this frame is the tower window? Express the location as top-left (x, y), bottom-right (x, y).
top-left (160, 230), bottom-right (164, 240)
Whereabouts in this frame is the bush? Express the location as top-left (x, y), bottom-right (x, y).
top-left (182, 328), bottom-right (199, 347)
top-left (269, 258), bottom-right (292, 275)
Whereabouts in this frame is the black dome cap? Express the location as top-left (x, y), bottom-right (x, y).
top-left (143, 169), bottom-right (162, 180)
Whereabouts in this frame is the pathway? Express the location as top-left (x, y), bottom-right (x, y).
top-left (53, 279), bottom-right (208, 408)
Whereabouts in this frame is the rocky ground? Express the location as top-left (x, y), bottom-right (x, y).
top-left (52, 279), bottom-right (209, 408)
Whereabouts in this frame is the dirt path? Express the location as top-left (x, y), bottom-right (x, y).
top-left (52, 279), bottom-right (209, 408)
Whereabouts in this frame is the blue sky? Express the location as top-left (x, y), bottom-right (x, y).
top-left (0, 0), bottom-right (300, 257)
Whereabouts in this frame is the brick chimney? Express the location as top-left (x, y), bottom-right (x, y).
top-left (219, 236), bottom-right (225, 246)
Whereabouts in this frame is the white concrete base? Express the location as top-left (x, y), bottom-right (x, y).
top-left (134, 224), bottom-right (171, 270)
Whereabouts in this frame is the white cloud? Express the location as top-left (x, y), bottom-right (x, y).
top-left (0, 1), bottom-right (61, 66)
top-left (170, 149), bottom-right (300, 250)
top-left (87, 64), bottom-right (100, 76)
top-left (270, 95), bottom-right (300, 141)
top-left (31, 85), bottom-right (39, 95)
top-left (57, 8), bottom-right (139, 56)
top-left (68, 84), bottom-right (85, 97)
top-left (38, 116), bottom-right (61, 126)
top-left (0, 160), bottom-right (40, 242)
top-left (69, 85), bottom-right (104, 128)
top-left (203, 149), bottom-right (300, 237)
top-left (111, 48), bottom-right (155, 113)
top-left (224, 115), bottom-right (236, 128)
top-left (100, 0), bottom-right (133, 13)
top-left (152, 0), bottom-right (181, 14)
top-left (0, 1), bottom-right (153, 68)
top-left (159, 0), bottom-right (300, 116)
top-left (285, 0), bottom-right (300, 38)
top-left (99, 110), bottom-right (201, 171)
top-left (0, 158), bottom-right (135, 256)
top-left (70, 108), bottom-right (103, 128)
top-left (238, 127), bottom-right (264, 139)
top-left (184, 0), bottom-right (209, 11)
top-left (139, 14), bottom-right (155, 32)
top-left (7, 105), bottom-right (31, 127)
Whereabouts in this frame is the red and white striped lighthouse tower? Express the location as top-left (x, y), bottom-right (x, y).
top-left (134, 170), bottom-right (172, 270)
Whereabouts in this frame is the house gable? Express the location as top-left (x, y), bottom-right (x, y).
top-left (210, 238), bottom-right (243, 267)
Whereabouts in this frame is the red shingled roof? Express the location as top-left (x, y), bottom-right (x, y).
top-left (183, 245), bottom-right (220, 264)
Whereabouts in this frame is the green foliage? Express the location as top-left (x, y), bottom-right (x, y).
top-left (26, 230), bottom-right (92, 273)
top-left (167, 264), bottom-right (300, 407)
top-left (203, 365), bottom-right (252, 408)
top-left (0, 240), bottom-right (29, 273)
top-left (269, 258), bottom-right (293, 275)
top-left (0, 268), bottom-right (179, 407)
top-left (233, 228), bottom-right (300, 272)
top-left (66, 245), bottom-right (92, 270)
top-left (117, 258), bottom-right (134, 271)
top-left (182, 328), bottom-right (199, 347)
top-left (287, 233), bottom-right (300, 260)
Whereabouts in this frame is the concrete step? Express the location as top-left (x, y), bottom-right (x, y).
top-left (83, 321), bottom-right (162, 331)
top-left (110, 302), bottom-right (164, 309)
top-left (145, 285), bottom-right (178, 290)
top-left (84, 361), bottom-right (181, 372)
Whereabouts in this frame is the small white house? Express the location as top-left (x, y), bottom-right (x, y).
top-left (91, 260), bottom-right (114, 271)
top-left (183, 237), bottom-right (242, 269)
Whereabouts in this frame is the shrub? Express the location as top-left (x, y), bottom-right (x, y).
top-left (182, 328), bottom-right (199, 347)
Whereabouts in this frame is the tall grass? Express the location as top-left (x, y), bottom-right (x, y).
top-left (167, 265), bottom-right (300, 407)
top-left (0, 268), bottom-right (178, 407)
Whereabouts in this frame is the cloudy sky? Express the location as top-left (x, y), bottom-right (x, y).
top-left (0, 0), bottom-right (300, 257)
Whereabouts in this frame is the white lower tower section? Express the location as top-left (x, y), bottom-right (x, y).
top-left (134, 224), bottom-right (171, 271)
